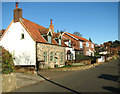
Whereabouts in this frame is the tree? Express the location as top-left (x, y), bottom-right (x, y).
top-left (89, 38), bottom-right (92, 42)
top-left (73, 31), bottom-right (82, 37)
top-left (112, 40), bottom-right (120, 48)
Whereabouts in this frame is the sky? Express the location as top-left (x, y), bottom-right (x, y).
top-left (1, 2), bottom-right (118, 45)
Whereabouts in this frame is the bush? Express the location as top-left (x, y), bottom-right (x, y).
top-left (65, 60), bottom-right (71, 65)
top-left (76, 54), bottom-right (96, 62)
top-left (2, 47), bottom-right (14, 74)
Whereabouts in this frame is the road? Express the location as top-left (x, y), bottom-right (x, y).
top-left (13, 59), bottom-right (120, 93)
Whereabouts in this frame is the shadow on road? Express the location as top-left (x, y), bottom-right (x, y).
top-left (102, 86), bottom-right (120, 93)
top-left (98, 74), bottom-right (119, 82)
top-left (37, 72), bottom-right (81, 94)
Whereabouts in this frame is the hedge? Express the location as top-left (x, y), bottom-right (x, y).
top-left (76, 54), bottom-right (96, 61)
top-left (2, 47), bottom-right (14, 74)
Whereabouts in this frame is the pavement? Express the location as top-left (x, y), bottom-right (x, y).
top-left (12, 58), bottom-right (120, 93)
top-left (15, 62), bottom-right (100, 89)
top-left (15, 72), bottom-right (45, 89)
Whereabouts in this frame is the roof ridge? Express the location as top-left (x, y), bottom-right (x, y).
top-left (66, 32), bottom-right (92, 43)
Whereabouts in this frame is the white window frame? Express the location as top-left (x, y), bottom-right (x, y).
top-left (48, 35), bottom-right (51, 43)
top-left (86, 42), bottom-right (89, 47)
top-left (91, 44), bottom-right (94, 48)
top-left (59, 39), bottom-right (61, 45)
top-left (80, 41), bottom-right (83, 48)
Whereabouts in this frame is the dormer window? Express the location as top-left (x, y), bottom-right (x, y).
top-left (59, 36), bottom-right (62, 45)
top-left (59, 39), bottom-right (61, 45)
top-left (48, 35), bottom-right (52, 43)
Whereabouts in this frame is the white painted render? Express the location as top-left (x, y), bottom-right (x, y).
top-left (0, 21), bottom-right (36, 65)
top-left (64, 41), bottom-right (69, 46)
top-left (98, 56), bottom-right (105, 63)
top-left (99, 51), bottom-right (108, 55)
top-left (86, 49), bottom-right (94, 56)
top-left (66, 47), bottom-right (75, 60)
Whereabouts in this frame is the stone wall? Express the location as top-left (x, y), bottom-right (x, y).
top-left (37, 43), bottom-right (66, 69)
top-left (2, 73), bottom-right (16, 92)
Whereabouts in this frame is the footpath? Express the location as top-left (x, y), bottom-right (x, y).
top-left (15, 72), bottom-right (45, 89)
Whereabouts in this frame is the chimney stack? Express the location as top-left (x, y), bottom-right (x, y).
top-left (49, 19), bottom-right (54, 33)
top-left (14, 2), bottom-right (22, 22)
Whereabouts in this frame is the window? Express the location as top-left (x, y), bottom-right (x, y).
top-left (80, 41), bottom-right (83, 48)
top-left (59, 39), bottom-right (61, 45)
top-left (21, 33), bottom-right (24, 39)
top-left (48, 36), bottom-right (51, 43)
top-left (86, 51), bottom-right (89, 55)
top-left (68, 40), bottom-right (71, 47)
top-left (50, 52), bottom-right (53, 61)
top-left (86, 42), bottom-right (89, 47)
top-left (68, 53), bottom-right (73, 60)
top-left (61, 52), bottom-right (63, 62)
top-left (44, 51), bottom-right (47, 62)
top-left (91, 44), bottom-right (94, 48)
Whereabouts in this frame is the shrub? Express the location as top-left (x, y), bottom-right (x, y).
top-left (65, 60), bottom-right (71, 65)
top-left (76, 54), bottom-right (96, 62)
top-left (2, 47), bottom-right (14, 74)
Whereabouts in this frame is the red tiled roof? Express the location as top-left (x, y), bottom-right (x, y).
top-left (0, 29), bottom-right (5, 36)
top-left (20, 18), bottom-right (67, 47)
top-left (52, 39), bottom-right (58, 45)
top-left (39, 28), bottom-right (49, 35)
top-left (66, 32), bottom-right (92, 43)
top-left (53, 33), bottom-right (60, 38)
top-left (61, 40), bottom-right (67, 47)
top-left (21, 18), bottom-right (47, 43)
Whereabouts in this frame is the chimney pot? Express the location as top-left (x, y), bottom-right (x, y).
top-left (15, 2), bottom-right (20, 9)
top-left (50, 19), bottom-right (52, 24)
top-left (49, 19), bottom-right (54, 33)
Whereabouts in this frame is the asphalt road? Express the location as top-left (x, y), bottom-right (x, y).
top-left (13, 59), bottom-right (120, 93)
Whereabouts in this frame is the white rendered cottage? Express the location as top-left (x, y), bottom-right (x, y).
top-left (0, 3), bottom-right (67, 69)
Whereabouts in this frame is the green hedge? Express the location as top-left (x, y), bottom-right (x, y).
top-left (2, 47), bottom-right (14, 74)
top-left (76, 54), bottom-right (96, 61)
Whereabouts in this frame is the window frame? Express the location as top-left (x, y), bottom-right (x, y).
top-left (61, 52), bottom-right (63, 62)
top-left (59, 39), bottom-right (61, 45)
top-left (86, 42), bottom-right (89, 47)
top-left (21, 33), bottom-right (25, 39)
top-left (44, 51), bottom-right (47, 62)
top-left (50, 52), bottom-right (53, 61)
top-left (48, 35), bottom-right (52, 43)
top-left (80, 41), bottom-right (83, 48)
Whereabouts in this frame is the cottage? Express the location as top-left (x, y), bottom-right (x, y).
top-left (62, 32), bottom-right (95, 60)
top-left (0, 2), bottom-right (66, 69)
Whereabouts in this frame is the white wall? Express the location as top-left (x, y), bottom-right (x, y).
top-left (86, 49), bottom-right (94, 56)
top-left (66, 47), bottom-right (75, 60)
top-left (64, 41), bottom-right (69, 46)
top-left (98, 56), bottom-right (105, 63)
top-left (0, 22), bottom-right (36, 65)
